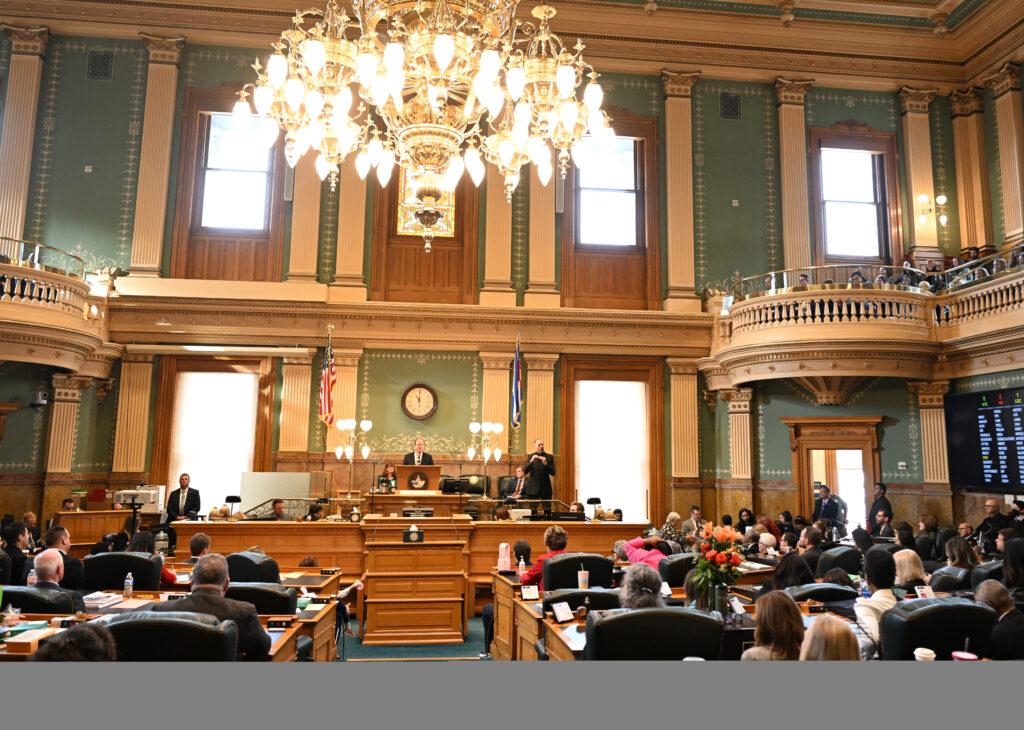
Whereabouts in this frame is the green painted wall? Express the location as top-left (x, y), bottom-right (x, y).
top-left (71, 364), bottom-right (120, 473)
top-left (694, 80), bottom-right (778, 288)
top-left (358, 350), bottom-right (482, 454)
top-left (983, 88), bottom-right (1005, 245)
top-left (951, 367), bottom-right (1024, 395)
top-left (755, 378), bottom-right (922, 483)
top-left (0, 362), bottom-right (51, 474)
top-left (26, 37), bottom-right (147, 270)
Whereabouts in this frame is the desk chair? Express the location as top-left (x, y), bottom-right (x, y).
top-left (815, 546), bottom-right (861, 577)
top-left (0, 585), bottom-right (80, 613)
top-left (226, 551), bottom-right (281, 583)
top-left (83, 552), bottom-right (162, 590)
top-left (535, 588), bottom-right (622, 660)
top-left (879, 597), bottom-right (995, 660)
top-left (971, 561), bottom-right (1003, 588)
top-left (658, 553), bottom-right (697, 588)
top-left (785, 583), bottom-right (859, 603)
top-left (543, 553), bottom-right (614, 591)
top-left (225, 583), bottom-right (297, 614)
top-left (581, 607), bottom-right (724, 660)
top-left (105, 611), bottom-right (239, 661)
top-left (928, 566), bottom-right (969, 593)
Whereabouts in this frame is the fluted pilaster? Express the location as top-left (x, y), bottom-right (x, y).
top-left (524, 353), bottom-right (558, 450)
top-left (668, 359), bottom-right (699, 478)
top-left (287, 156), bottom-right (321, 281)
top-left (909, 381), bottom-right (950, 484)
top-left (279, 356), bottom-right (313, 451)
top-left (480, 352), bottom-right (514, 451)
top-left (899, 87), bottom-right (940, 256)
top-left (984, 64), bottom-right (1024, 246)
top-left (524, 166), bottom-right (559, 308)
top-left (45, 374), bottom-right (91, 473)
top-left (663, 70), bottom-right (700, 312)
top-left (112, 354), bottom-right (154, 473)
top-left (950, 88), bottom-right (992, 252)
top-left (332, 159), bottom-right (368, 300)
top-left (480, 166), bottom-right (515, 306)
top-left (326, 348), bottom-right (362, 451)
top-left (723, 388), bottom-right (753, 480)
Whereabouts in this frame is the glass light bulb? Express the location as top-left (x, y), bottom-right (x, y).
top-left (344, 445), bottom-right (354, 460)
top-left (571, 140), bottom-right (590, 169)
top-left (559, 100), bottom-right (579, 131)
top-left (482, 446), bottom-right (492, 463)
top-left (356, 51), bottom-right (379, 87)
top-left (361, 445), bottom-right (371, 460)
top-left (337, 122), bottom-right (357, 152)
top-left (467, 446), bottom-right (476, 460)
top-left (480, 49), bottom-right (501, 80)
top-left (511, 123), bottom-right (529, 149)
top-left (484, 85), bottom-right (504, 120)
top-left (361, 419), bottom-right (373, 432)
top-left (469, 421), bottom-right (481, 434)
top-left (367, 137), bottom-right (384, 167)
top-left (556, 65), bottom-right (576, 98)
top-left (232, 97), bottom-right (251, 117)
top-left (939, 213), bottom-right (948, 226)
top-left (433, 34), bottom-right (455, 72)
top-left (315, 155), bottom-right (331, 181)
top-left (493, 423), bottom-right (504, 434)
top-left (919, 214), bottom-right (928, 225)
top-left (376, 150), bottom-right (395, 187)
top-left (494, 447), bottom-right (502, 463)
top-left (482, 421), bottom-right (493, 433)
top-left (506, 65), bottom-right (526, 101)
top-left (253, 85), bottom-right (274, 116)
top-left (936, 194), bottom-right (948, 205)
top-left (333, 87), bottom-right (353, 118)
top-left (444, 155), bottom-right (465, 191)
top-left (334, 445), bottom-right (343, 460)
top-left (527, 137), bottom-right (547, 166)
top-left (304, 89), bottom-right (324, 120)
top-left (917, 193), bottom-right (929, 205)
top-left (284, 78), bottom-right (304, 111)
top-left (260, 120), bottom-right (279, 148)
top-left (584, 81), bottom-right (604, 112)
top-left (335, 420), bottom-right (345, 431)
top-left (514, 101), bottom-right (532, 129)
top-left (465, 146), bottom-right (485, 187)
top-left (301, 38), bottom-right (326, 77)
top-left (355, 150), bottom-right (371, 180)
top-left (498, 138), bottom-right (515, 167)
top-left (536, 160), bottom-right (553, 186)
top-left (370, 73), bottom-right (390, 108)
top-left (305, 120), bottom-right (324, 149)
top-left (383, 41), bottom-right (405, 73)
top-left (267, 54), bottom-right (288, 89)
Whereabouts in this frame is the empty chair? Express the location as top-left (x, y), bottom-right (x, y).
top-left (83, 552), bottom-right (161, 590)
top-left (226, 583), bottom-right (298, 614)
top-left (461, 474), bottom-right (488, 496)
top-left (542, 588), bottom-right (620, 614)
top-left (226, 551), bottom-right (280, 584)
top-left (581, 607), bottom-right (724, 660)
top-left (971, 561), bottom-right (1004, 589)
top-left (105, 611), bottom-right (238, 661)
top-left (785, 583), bottom-right (859, 603)
top-left (542, 553), bottom-right (614, 591)
top-left (879, 597), bottom-right (995, 660)
top-left (0, 585), bottom-right (81, 613)
top-left (815, 546), bottom-right (861, 577)
top-left (928, 566), bottom-right (969, 593)
top-left (658, 553), bottom-right (697, 588)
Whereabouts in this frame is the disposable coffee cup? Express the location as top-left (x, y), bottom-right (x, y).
top-left (577, 570), bottom-right (589, 590)
top-left (682, 656), bottom-right (706, 661)
top-left (913, 647), bottom-right (936, 661)
top-left (951, 651), bottom-right (978, 661)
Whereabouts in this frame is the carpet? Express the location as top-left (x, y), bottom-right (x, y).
top-left (340, 617), bottom-right (486, 662)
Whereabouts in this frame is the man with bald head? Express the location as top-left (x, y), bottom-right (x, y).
top-left (975, 580), bottom-right (1024, 660)
top-left (32, 549), bottom-right (85, 613)
top-left (975, 499), bottom-right (1012, 554)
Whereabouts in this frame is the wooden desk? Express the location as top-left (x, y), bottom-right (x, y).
top-left (54, 510), bottom-right (130, 558)
top-left (296, 600), bottom-right (338, 662)
top-left (543, 617), bottom-right (587, 661)
top-left (514, 598), bottom-right (545, 661)
top-left (361, 491), bottom-right (468, 518)
top-left (491, 571), bottom-right (519, 659)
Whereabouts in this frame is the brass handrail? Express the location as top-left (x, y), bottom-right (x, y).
top-left (0, 237), bottom-right (87, 280)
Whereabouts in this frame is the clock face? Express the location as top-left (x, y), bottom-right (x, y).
top-left (402, 384), bottom-right (437, 420)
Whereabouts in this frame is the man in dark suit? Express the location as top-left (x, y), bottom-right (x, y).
top-left (402, 437), bottom-right (434, 466)
top-left (31, 549), bottom-right (85, 613)
top-left (801, 526), bottom-right (824, 576)
top-left (974, 499), bottom-right (1013, 555)
top-left (21, 525), bottom-right (85, 589)
top-left (874, 510), bottom-right (895, 538)
top-left (812, 485), bottom-right (840, 523)
top-left (523, 439), bottom-right (555, 501)
top-left (867, 483), bottom-right (893, 535)
top-left (504, 466), bottom-right (531, 500)
top-left (2, 521), bottom-right (29, 585)
top-left (976, 579), bottom-right (1024, 660)
top-left (166, 473), bottom-right (201, 522)
top-left (47, 498), bottom-right (77, 530)
top-left (150, 553), bottom-right (271, 660)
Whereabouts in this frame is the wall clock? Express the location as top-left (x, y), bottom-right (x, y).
top-left (401, 383), bottom-right (438, 420)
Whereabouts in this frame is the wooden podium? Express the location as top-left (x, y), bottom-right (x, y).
top-left (396, 464), bottom-right (442, 490)
top-left (361, 538), bottom-right (468, 645)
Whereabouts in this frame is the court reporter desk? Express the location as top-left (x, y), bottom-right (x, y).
top-left (173, 516), bottom-right (643, 613)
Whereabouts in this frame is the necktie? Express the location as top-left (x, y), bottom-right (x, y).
top-left (415, 453), bottom-right (421, 465)
top-left (513, 479), bottom-right (523, 498)
top-left (180, 489), bottom-right (187, 513)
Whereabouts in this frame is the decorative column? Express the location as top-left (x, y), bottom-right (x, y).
top-left (910, 381), bottom-right (950, 485)
top-left (111, 354), bottom-right (155, 482)
top-left (663, 70), bottom-right (701, 312)
top-left (286, 156), bottom-right (321, 281)
top-left (775, 78), bottom-right (814, 270)
top-left (0, 25), bottom-right (48, 241)
top-left (984, 64), bottom-right (1024, 247)
top-left (950, 88), bottom-right (993, 253)
top-left (45, 374), bottom-right (91, 473)
top-left (667, 359), bottom-right (699, 479)
top-left (325, 348), bottom-right (363, 452)
top-left (480, 352), bottom-right (514, 452)
top-left (479, 166), bottom-right (516, 306)
top-left (524, 166), bottom-right (559, 308)
top-left (524, 353), bottom-right (558, 450)
top-left (723, 388), bottom-right (753, 480)
top-left (279, 356), bottom-right (314, 451)
top-left (331, 159), bottom-right (368, 301)
top-left (899, 87), bottom-right (941, 264)
top-left (129, 34), bottom-right (185, 276)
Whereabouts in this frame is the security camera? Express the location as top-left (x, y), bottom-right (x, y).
top-left (30, 391), bottom-right (50, 409)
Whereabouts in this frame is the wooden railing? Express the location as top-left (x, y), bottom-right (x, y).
top-left (935, 272), bottom-right (1024, 326)
top-left (0, 262), bottom-right (90, 318)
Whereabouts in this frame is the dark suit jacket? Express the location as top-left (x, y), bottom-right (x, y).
top-left (402, 452), bottom-right (434, 466)
top-left (3, 546), bottom-right (27, 585)
top-left (0, 550), bottom-right (10, 585)
top-left (166, 487), bottom-right (201, 521)
top-left (986, 609), bottom-right (1024, 660)
top-left (876, 523), bottom-right (895, 538)
top-left (867, 495), bottom-right (893, 534)
top-left (21, 550), bottom-right (85, 590)
top-left (150, 587), bottom-right (271, 659)
top-left (524, 451), bottom-right (555, 500)
top-left (802, 547), bottom-right (822, 576)
top-left (812, 498), bottom-right (840, 522)
top-left (32, 581), bottom-right (86, 613)
top-left (503, 476), bottom-right (532, 499)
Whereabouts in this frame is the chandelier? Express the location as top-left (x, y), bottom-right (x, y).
top-left (235, 0), bottom-right (612, 250)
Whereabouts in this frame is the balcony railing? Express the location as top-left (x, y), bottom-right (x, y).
top-left (0, 240), bottom-right (91, 319)
top-left (0, 237), bottom-right (86, 280)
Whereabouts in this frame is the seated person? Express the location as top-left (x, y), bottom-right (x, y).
top-left (503, 466), bottom-right (531, 500)
top-left (799, 613), bottom-right (860, 661)
top-left (22, 512), bottom-right (40, 550)
top-left (758, 532), bottom-right (778, 556)
top-left (742, 590), bottom-right (804, 661)
top-left (821, 567), bottom-right (855, 589)
top-left (893, 548), bottom-right (927, 594)
top-left (32, 623), bottom-right (118, 662)
top-left (149, 553), bottom-right (271, 659)
top-left (777, 511), bottom-right (795, 535)
top-left (721, 514), bottom-right (733, 527)
top-left (755, 552), bottom-right (814, 599)
top-left (779, 532), bottom-right (799, 555)
top-left (853, 548), bottom-right (898, 656)
top-left (127, 530), bottom-right (177, 586)
top-left (378, 463), bottom-right (398, 493)
top-left (611, 509), bottom-right (623, 521)
top-left (47, 498), bottom-right (77, 530)
top-left (975, 579), bottom-right (1024, 660)
top-left (798, 527), bottom-right (824, 575)
top-left (305, 504), bottom-right (325, 522)
top-left (736, 509), bottom-right (756, 535)
top-left (568, 502), bottom-right (585, 514)
top-left (2, 521), bottom-right (29, 585)
top-left (90, 532), bottom-right (118, 555)
top-left (336, 579), bottom-right (364, 641)
top-left (915, 513), bottom-right (941, 562)
top-left (266, 499), bottom-right (291, 521)
top-left (30, 549), bottom-right (85, 612)
top-left (619, 563), bottom-right (664, 609)
top-left (298, 555), bottom-right (318, 567)
top-left (894, 522), bottom-right (917, 553)
top-left (520, 526), bottom-right (568, 592)
top-left (493, 507), bottom-right (512, 521)
top-left (1004, 538), bottom-right (1024, 611)
top-left (996, 527), bottom-right (1019, 555)
top-left (481, 539), bottom-right (532, 658)
top-left (22, 525), bottom-right (85, 589)
top-left (943, 535), bottom-right (980, 571)
top-left (851, 526), bottom-right (875, 554)
top-left (187, 532), bottom-right (211, 564)
top-left (615, 535), bottom-right (678, 569)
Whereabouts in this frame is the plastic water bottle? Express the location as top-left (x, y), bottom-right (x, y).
top-left (123, 572), bottom-right (134, 600)
top-left (26, 569), bottom-right (37, 587)
top-left (518, 557), bottom-right (526, 575)
top-left (860, 576), bottom-right (871, 599)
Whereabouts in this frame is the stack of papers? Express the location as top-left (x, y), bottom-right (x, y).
top-left (83, 592), bottom-right (121, 610)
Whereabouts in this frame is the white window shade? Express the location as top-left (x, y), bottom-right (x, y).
top-left (168, 371), bottom-right (259, 514)
top-left (574, 380), bottom-right (649, 522)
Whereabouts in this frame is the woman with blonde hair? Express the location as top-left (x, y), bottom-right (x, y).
top-left (893, 548), bottom-right (927, 593)
top-left (799, 614), bottom-right (860, 661)
top-left (658, 512), bottom-right (683, 544)
top-left (741, 590), bottom-right (804, 661)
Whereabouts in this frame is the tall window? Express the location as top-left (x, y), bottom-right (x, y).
top-left (810, 125), bottom-right (900, 265)
top-left (198, 114), bottom-right (276, 232)
top-left (575, 136), bottom-right (641, 247)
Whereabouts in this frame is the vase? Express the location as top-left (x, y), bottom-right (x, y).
top-left (696, 584), bottom-right (728, 614)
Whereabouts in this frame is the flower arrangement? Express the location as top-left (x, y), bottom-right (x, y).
top-left (692, 524), bottom-right (744, 609)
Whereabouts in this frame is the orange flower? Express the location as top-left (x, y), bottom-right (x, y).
top-left (706, 549), bottom-right (718, 562)
top-left (703, 523), bottom-right (713, 539)
top-left (715, 552), bottom-right (728, 565)
top-left (731, 553), bottom-right (742, 566)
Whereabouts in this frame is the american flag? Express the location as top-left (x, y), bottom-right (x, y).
top-left (318, 334), bottom-right (336, 426)
top-left (510, 334), bottom-right (523, 430)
